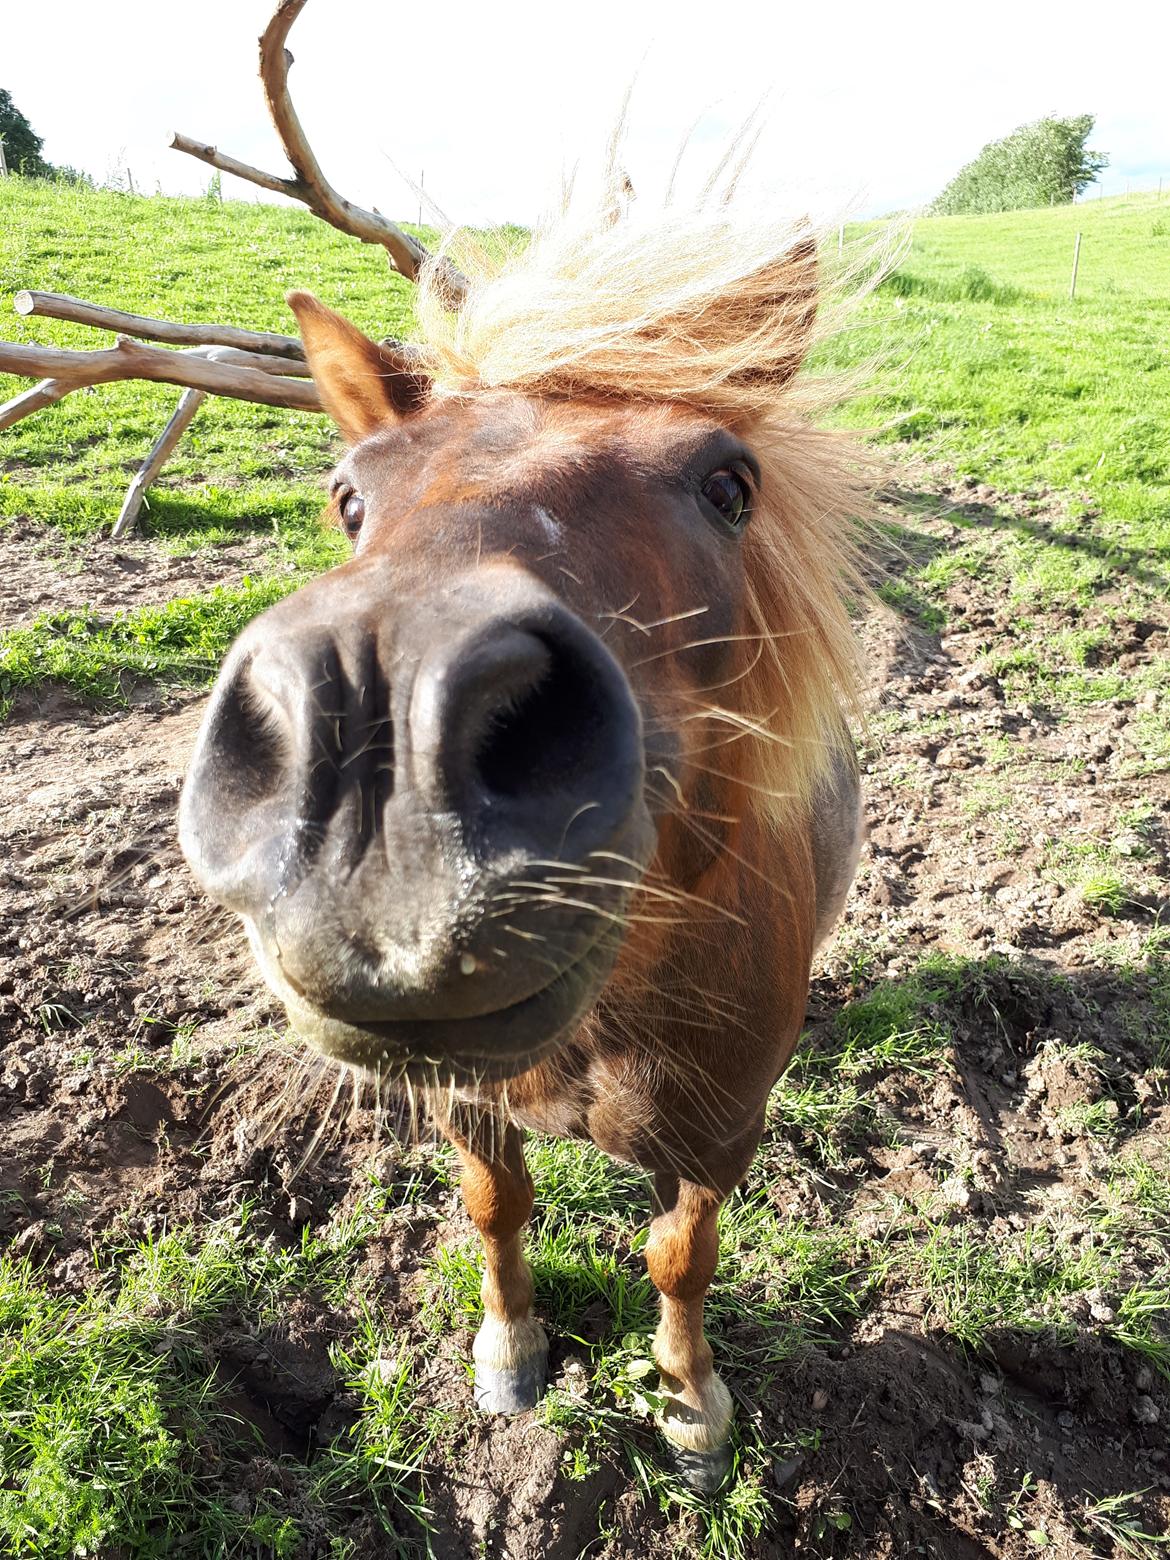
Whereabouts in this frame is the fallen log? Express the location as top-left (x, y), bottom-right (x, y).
top-left (14, 290), bottom-right (305, 358)
top-left (0, 337), bottom-right (322, 410)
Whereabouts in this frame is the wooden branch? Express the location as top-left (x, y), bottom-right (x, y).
top-left (15, 290), bottom-right (305, 359)
top-left (191, 345), bottom-right (310, 376)
top-left (111, 388), bottom-right (208, 540)
top-left (0, 337), bottom-right (322, 410)
top-left (0, 377), bottom-right (75, 432)
top-left (169, 133), bottom-right (295, 199)
top-left (0, 344), bottom-right (312, 436)
top-left (258, 0), bottom-right (434, 281)
top-left (172, 0), bottom-right (467, 304)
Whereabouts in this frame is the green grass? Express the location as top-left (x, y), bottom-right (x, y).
top-left (831, 192), bottom-right (1170, 562)
top-left (768, 955), bottom-right (955, 1167)
top-left (0, 579), bottom-right (304, 712)
top-left (3, 180), bottom-right (1169, 716)
top-left (0, 179), bottom-right (418, 545)
top-left (3, 954), bottom-right (1168, 1557)
top-left (0, 1205), bottom-right (440, 1558)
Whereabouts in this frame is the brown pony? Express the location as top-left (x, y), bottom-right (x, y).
top-left (179, 178), bottom-right (868, 1492)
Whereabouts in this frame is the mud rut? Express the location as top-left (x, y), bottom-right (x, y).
top-left (1, 465), bottom-right (1168, 1559)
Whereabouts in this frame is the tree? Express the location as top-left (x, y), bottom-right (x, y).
top-left (0, 88), bottom-right (52, 178)
top-left (931, 115), bottom-right (1108, 215)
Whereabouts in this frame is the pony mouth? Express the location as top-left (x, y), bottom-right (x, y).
top-left (279, 927), bottom-right (621, 1084)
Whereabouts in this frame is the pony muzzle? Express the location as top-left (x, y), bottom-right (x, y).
top-left (179, 565), bottom-right (654, 1075)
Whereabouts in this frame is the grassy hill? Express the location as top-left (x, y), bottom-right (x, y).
top-left (1, 180), bottom-right (1168, 711)
top-left (835, 191), bottom-right (1170, 555)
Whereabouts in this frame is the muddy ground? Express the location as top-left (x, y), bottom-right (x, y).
top-left (1, 465), bottom-right (1168, 1558)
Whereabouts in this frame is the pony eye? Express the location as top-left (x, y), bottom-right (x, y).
top-left (701, 467), bottom-right (751, 530)
top-left (340, 491), bottom-right (366, 540)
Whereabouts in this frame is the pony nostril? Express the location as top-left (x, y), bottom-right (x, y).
top-left (474, 632), bottom-right (609, 800)
top-left (198, 655), bottom-right (290, 811)
top-left (179, 651), bottom-right (295, 905)
top-left (409, 601), bottom-right (643, 859)
top-left (181, 626), bottom-right (396, 909)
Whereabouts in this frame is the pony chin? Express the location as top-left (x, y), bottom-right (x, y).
top-left (259, 921), bottom-right (627, 1087)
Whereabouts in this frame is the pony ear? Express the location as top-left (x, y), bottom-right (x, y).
top-left (286, 291), bottom-right (429, 444)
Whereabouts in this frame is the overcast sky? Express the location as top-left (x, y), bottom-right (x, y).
top-left (6, 0), bottom-right (1167, 225)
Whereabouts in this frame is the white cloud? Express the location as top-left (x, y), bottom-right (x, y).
top-left (6, 0), bottom-right (1168, 222)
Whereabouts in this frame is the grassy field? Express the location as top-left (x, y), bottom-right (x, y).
top-left (0, 178), bottom-right (1168, 1558)
top-left (2, 182), bottom-right (1168, 721)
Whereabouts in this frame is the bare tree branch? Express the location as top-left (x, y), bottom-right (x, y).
top-left (257, 2), bottom-right (425, 266)
top-left (191, 345), bottom-right (310, 376)
top-left (0, 378), bottom-right (77, 433)
top-left (172, 0), bottom-right (467, 303)
top-left (0, 345), bottom-right (312, 437)
top-left (0, 337), bottom-right (323, 410)
top-left (168, 0), bottom-right (465, 303)
top-left (169, 133), bottom-right (296, 199)
top-left (15, 290), bottom-right (305, 358)
top-left (112, 388), bottom-right (208, 540)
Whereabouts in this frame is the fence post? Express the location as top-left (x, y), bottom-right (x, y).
top-left (1069, 232), bottom-right (1082, 301)
top-left (0, 138), bottom-right (8, 178)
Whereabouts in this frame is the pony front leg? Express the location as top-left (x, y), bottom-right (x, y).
top-left (443, 1108), bottom-right (548, 1414)
top-left (645, 1173), bottom-right (733, 1494)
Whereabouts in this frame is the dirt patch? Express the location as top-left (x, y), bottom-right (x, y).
top-left (1, 515), bottom-right (281, 629)
top-left (0, 464), bottom-right (1168, 1557)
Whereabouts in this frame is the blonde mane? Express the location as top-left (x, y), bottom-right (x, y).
top-left (411, 167), bottom-right (881, 822)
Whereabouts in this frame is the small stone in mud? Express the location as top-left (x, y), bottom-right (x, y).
top-left (1112, 831), bottom-right (1147, 858)
top-left (772, 1455), bottom-right (804, 1490)
top-left (1134, 1396), bottom-right (1160, 1426)
top-left (811, 1388), bottom-right (830, 1412)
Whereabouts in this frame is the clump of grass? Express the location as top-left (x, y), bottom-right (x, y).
top-left (905, 1217), bottom-right (1170, 1378)
top-left (911, 1224), bottom-right (1102, 1351)
top-left (1109, 1287), bottom-right (1170, 1380)
top-left (0, 1256), bottom-right (251, 1558)
top-left (311, 1310), bottom-right (445, 1554)
top-left (714, 1198), bottom-right (882, 1359)
top-left (1056, 1097), bottom-right (1121, 1139)
top-left (1082, 1490), bottom-right (1170, 1557)
top-left (1079, 871), bottom-right (1130, 915)
top-left (1101, 1153), bottom-right (1170, 1228)
top-left (770, 955), bottom-right (954, 1167)
top-left (1, 1221), bottom-right (298, 1556)
top-left (879, 264), bottom-right (1024, 306)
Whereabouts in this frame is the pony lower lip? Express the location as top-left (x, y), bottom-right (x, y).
top-left (293, 928), bottom-right (620, 1076)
